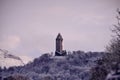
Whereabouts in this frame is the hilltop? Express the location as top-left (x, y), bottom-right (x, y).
top-left (0, 51), bottom-right (105, 80)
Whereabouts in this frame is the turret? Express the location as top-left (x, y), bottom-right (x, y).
top-left (55, 33), bottom-right (66, 56)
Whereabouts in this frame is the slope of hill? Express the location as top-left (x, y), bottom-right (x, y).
top-left (0, 49), bottom-right (24, 68)
top-left (0, 51), bottom-right (105, 80)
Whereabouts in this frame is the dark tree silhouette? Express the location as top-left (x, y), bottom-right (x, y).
top-left (90, 9), bottom-right (120, 80)
top-left (106, 8), bottom-right (120, 72)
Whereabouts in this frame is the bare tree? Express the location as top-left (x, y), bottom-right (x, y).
top-left (106, 9), bottom-right (120, 67)
top-left (90, 9), bottom-right (120, 80)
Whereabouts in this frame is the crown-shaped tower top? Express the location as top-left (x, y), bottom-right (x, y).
top-left (56, 33), bottom-right (63, 40)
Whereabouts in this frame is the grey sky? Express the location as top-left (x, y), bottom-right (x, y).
top-left (0, 0), bottom-right (120, 59)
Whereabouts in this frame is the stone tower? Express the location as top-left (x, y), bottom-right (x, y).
top-left (55, 33), bottom-right (66, 56)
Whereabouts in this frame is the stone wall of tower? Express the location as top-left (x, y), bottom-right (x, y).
top-left (55, 33), bottom-right (63, 56)
top-left (56, 37), bottom-right (63, 53)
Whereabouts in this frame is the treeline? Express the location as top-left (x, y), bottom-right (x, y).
top-left (0, 51), bottom-right (105, 80)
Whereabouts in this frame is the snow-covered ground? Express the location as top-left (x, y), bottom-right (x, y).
top-left (0, 49), bottom-right (24, 68)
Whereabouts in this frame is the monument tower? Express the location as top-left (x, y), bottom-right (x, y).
top-left (55, 33), bottom-right (66, 56)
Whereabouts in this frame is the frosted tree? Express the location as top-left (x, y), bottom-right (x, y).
top-left (105, 9), bottom-right (120, 72)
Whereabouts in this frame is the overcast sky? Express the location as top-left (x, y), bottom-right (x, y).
top-left (0, 0), bottom-right (120, 62)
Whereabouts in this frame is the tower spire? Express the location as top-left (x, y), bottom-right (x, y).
top-left (56, 33), bottom-right (63, 41)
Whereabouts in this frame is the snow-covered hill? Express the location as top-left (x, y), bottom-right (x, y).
top-left (1, 51), bottom-right (106, 80)
top-left (0, 49), bottom-right (24, 68)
